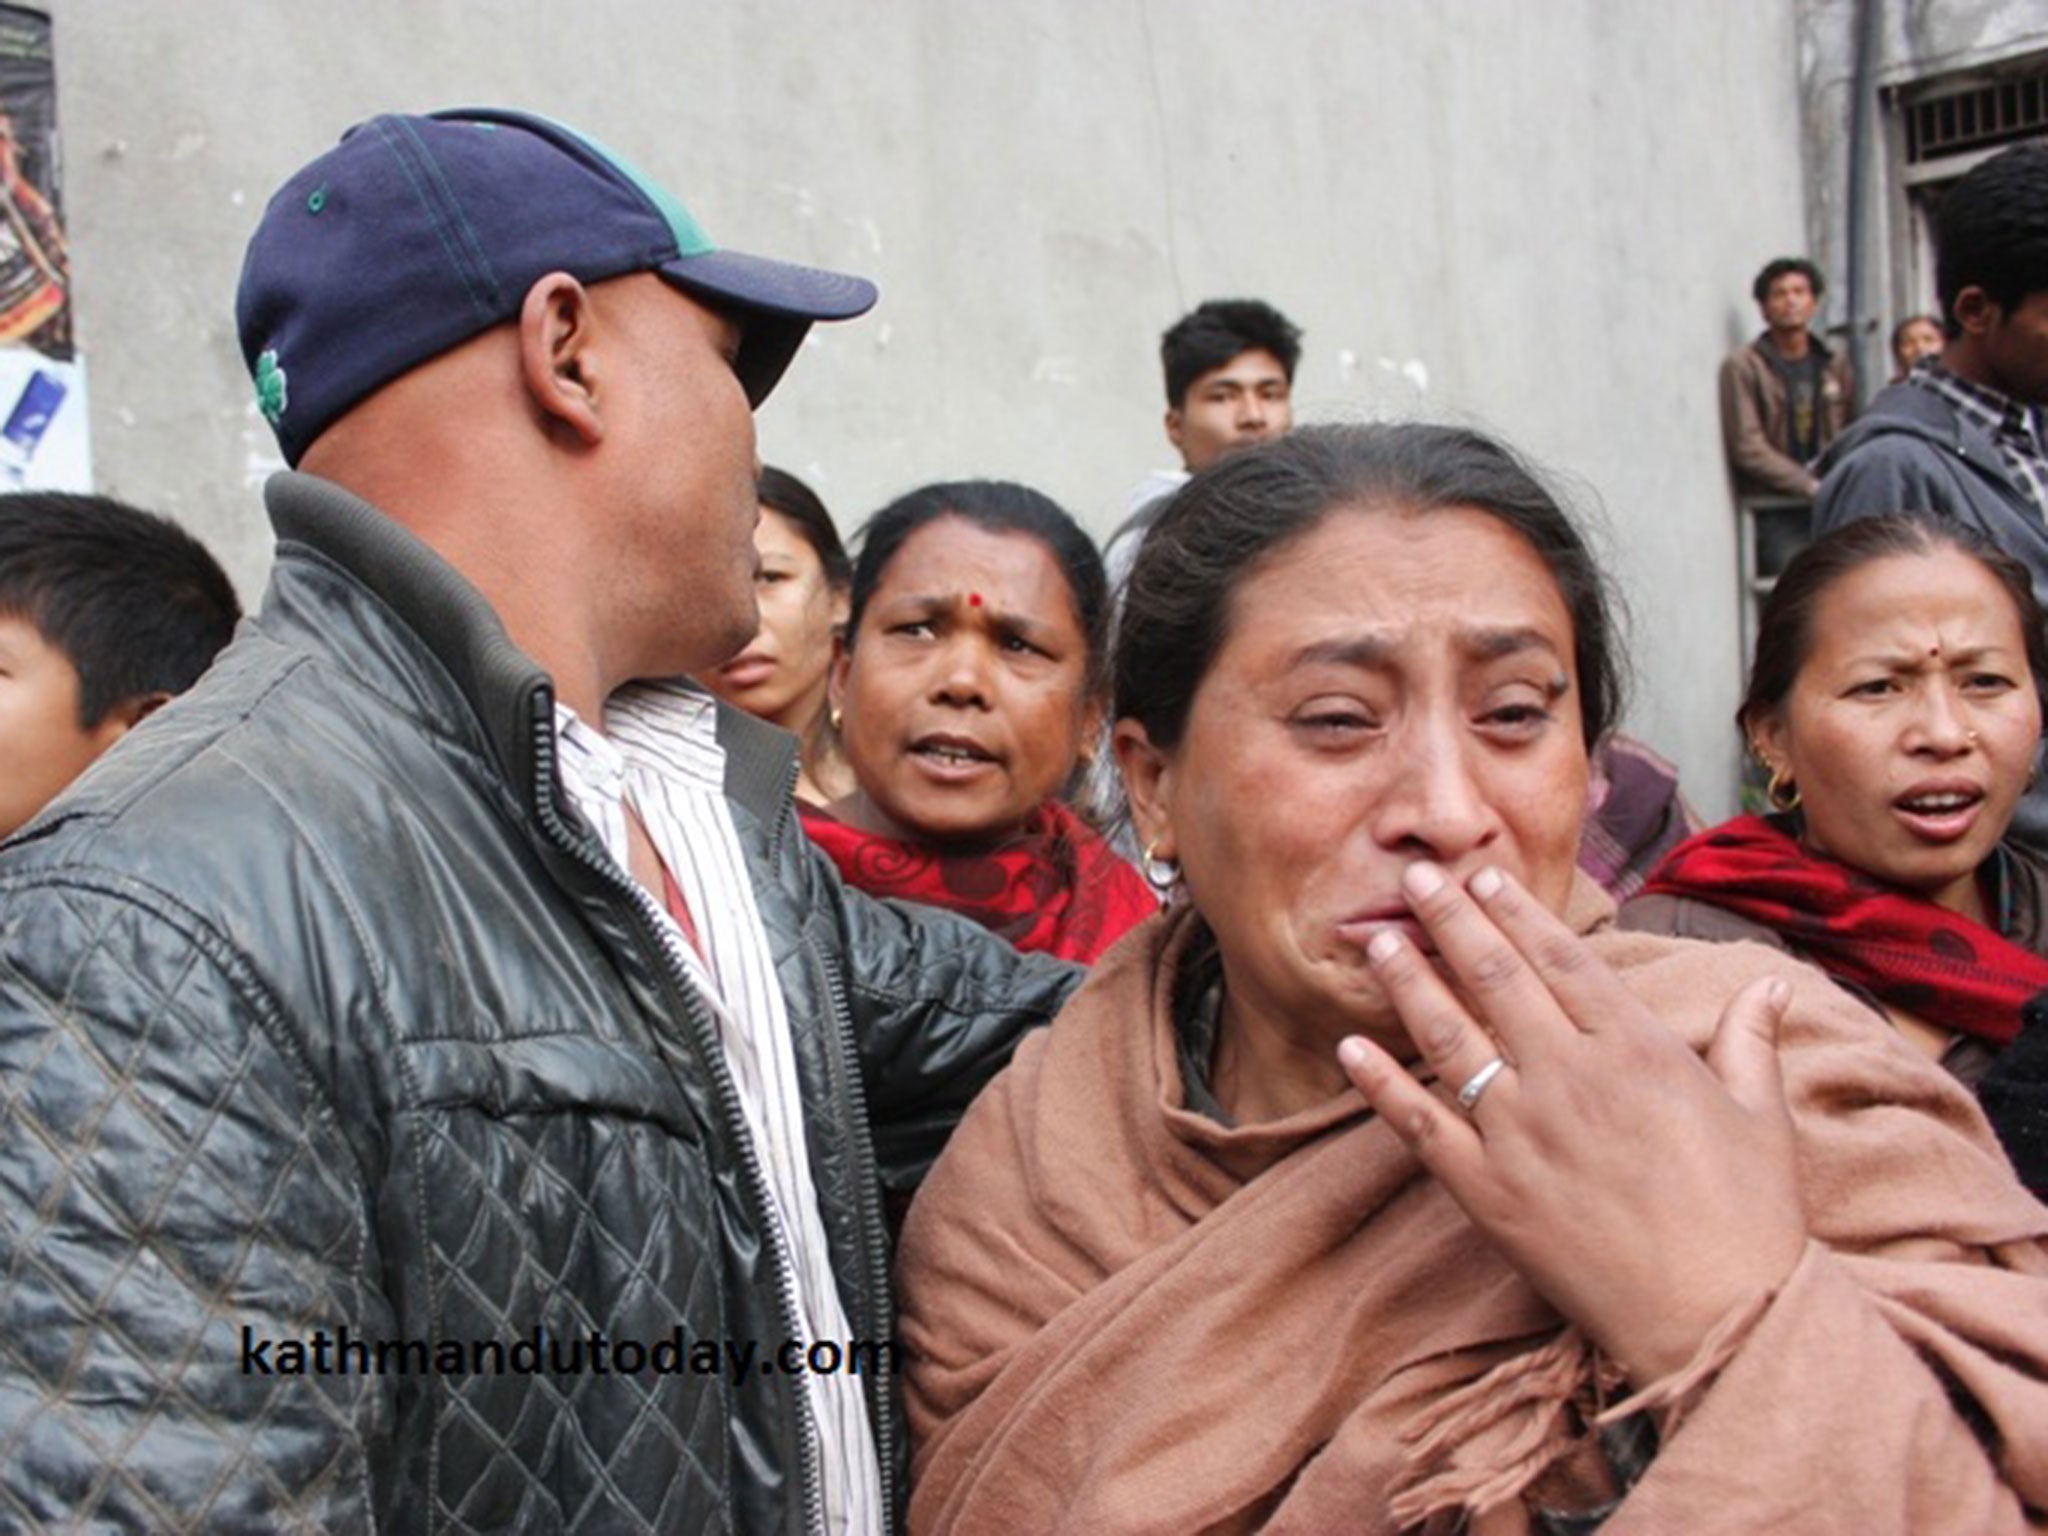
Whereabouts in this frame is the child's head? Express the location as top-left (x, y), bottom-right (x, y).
top-left (0, 493), bottom-right (240, 837)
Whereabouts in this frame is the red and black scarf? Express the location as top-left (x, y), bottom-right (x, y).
top-left (1642, 814), bottom-right (2048, 1046)
top-left (799, 799), bottom-right (1158, 964)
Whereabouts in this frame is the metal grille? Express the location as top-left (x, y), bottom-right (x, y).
top-left (1904, 68), bottom-right (2048, 164)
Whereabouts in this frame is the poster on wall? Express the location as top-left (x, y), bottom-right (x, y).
top-left (0, 4), bottom-right (87, 491)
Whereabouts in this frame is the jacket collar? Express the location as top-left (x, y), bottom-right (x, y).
top-left (262, 471), bottom-right (797, 836)
top-left (1752, 329), bottom-right (1835, 363)
top-left (1815, 376), bottom-right (2019, 487)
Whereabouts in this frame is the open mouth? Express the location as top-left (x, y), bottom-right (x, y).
top-left (1895, 789), bottom-right (1981, 814)
top-left (912, 738), bottom-right (997, 766)
top-left (1891, 784), bottom-right (1985, 841)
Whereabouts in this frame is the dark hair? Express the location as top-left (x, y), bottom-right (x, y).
top-left (1934, 141), bottom-right (2048, 337)
top-left (1161, 298), bottom-right (1303, 408)
top-left (0, 492), bottom-right (240, 726)
top-left (1751, 257), bottom-right (1825, 305)
top-left (1738, 513), bottom-right (2048, 739)
top-left (846, 479), bottom-right (1111, 701)
top-left (757, 465), bottom-right (850, 589)
top-left (1117, 423), bottom-right (1624, 752)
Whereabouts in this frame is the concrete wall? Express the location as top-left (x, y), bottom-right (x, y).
top-left (48, 0), bottom-right (1820, 816)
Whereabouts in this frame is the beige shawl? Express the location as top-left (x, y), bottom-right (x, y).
top-left (899, 876), bottom-right (2048, 1534)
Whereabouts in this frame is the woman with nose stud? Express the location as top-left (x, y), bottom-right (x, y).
top-left (1627, 515), bottom-right (2048, 1081)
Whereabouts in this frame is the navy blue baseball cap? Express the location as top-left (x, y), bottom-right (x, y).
top-left (236, 108), bottom-right (878, 465)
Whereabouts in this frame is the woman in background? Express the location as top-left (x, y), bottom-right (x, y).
top-left (1890, 313), bottom-right (1945, 381)
top-left (1625, 515), bottom-right (2048, 1088)
top-left (805, 479), bottom-right (1154, 962)
top-left (705, 465), bottom-right (854, 804)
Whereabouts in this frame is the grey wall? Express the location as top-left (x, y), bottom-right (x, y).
top-left (50, 0), bottom-right (1825, 816)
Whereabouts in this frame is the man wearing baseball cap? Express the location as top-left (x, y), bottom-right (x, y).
top-left (0, 110), bottom-right (1075, 1532)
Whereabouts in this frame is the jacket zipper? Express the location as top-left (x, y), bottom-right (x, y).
top-left (810, 940), bottom-right (898, 1526)
top-left (528, 701), bottom-right (828, 1536)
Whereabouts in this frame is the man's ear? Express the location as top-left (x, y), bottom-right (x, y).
top-left (1163, 406), bottom-right (1185, 454)
top-left (519, 272), bottom-right (605, 447)
top-left (1952, 285), bottom-right (1999, 338)
top-left (1112, 718), bottom-right (1174, 857)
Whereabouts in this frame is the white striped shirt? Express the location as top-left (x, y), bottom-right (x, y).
top-left (554, 681), bottom-right (880, 1536)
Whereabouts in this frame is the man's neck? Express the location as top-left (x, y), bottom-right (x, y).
top-left (1765, 327), bottom-right (1813, 362)
top-left (1938, 339), bottom-right (2018, 403)
top-left (425, 523), bottom-right (613, 726)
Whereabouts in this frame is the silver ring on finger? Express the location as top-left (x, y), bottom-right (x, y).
top-left (1456, 1056), bottom-right (1508, 1113)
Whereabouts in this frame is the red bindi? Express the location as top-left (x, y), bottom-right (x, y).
top-left (968, 592), bottom-right (983, 607)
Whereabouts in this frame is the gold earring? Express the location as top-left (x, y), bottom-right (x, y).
top-left (1765, 763), bottom-right (1800, 813)
top-left (829, 706), bottom-right (843, 733)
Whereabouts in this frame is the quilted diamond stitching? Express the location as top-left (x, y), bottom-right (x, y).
top-left (410, 1104), bottom-right (727, 1533)
top-left (0, 884), bottom-right (376, 1532)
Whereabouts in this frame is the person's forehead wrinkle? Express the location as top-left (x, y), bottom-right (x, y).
top-left (1822, 594), bottom-right (2024, 675)
top-left (1843, 639), bottom-right (2007, 671)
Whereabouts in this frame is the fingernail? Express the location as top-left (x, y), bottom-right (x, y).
top-left (1767, 977), bottom-right (1790, 1009)
top-left (1402, 861), bottom-right (1445, 899)
top-left (1337, 1036), bottom-right (1370, 1071)
top-left (1470, 866), bottom-right (1504, 900)
top-left (1367, 930), bottom-right (1402, 964)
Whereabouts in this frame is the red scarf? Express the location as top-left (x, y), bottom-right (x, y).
top-left (1641, 814), bottom-right (2048, 1046)
top-left (799, 799), bottom-right (1158, 964)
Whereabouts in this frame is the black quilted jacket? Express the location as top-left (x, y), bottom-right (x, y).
top-left (0, 473), bottom-right (1079, 1533)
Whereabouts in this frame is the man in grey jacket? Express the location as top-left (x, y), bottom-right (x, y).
top-left (1814, 141), bottom-right (2048, 852)
top-left (1814, 142), bottom-right (2048, 594)
top-left (0, 110), bottom-right (1077, 1533)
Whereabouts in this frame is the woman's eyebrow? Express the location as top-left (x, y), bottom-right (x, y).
top-left (1459, 626), bottom-right (1561, 663)
top-left (1286, 634), bottom-right (1397, 672)
top-left (885, 592), bottom-right (954, 613)
top-left (1284, 627), bottom-right (1564, 673)
top-left (888, 591), bottom-right (1053, 634)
